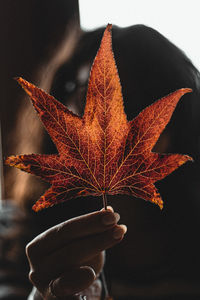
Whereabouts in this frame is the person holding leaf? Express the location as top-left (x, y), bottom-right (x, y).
top-left (1, 11), bottom-right (200, 300)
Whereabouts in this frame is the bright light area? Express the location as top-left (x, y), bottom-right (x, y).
top-left (79, 0), bottom-right (200, 70)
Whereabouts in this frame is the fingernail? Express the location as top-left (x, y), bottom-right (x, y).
top-left (100, 206), bottom-right (114, 212)
top-left (113, 225), bottom-right (127, 239)
top-left (107, 206), bottom-right (114, 212)
top-left (102, 212), bottom-right (120, 225)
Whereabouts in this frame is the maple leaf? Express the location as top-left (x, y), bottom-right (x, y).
top-left (5, 24), bottom-right (193, 212)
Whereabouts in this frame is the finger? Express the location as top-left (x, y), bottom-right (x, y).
top-left (84, 252), bottom-right (104, 276)
top-left (101, 205), bottom-right (114, 212)
top-left (26, 209), bottom-right (120, 260)
top-left (34, 224), bottom-right (127, 283)
top-left (49, 266), bottom-right (97, 298)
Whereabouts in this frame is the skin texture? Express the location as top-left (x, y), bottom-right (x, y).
top-left (26, 206), bottom-right (126, 299)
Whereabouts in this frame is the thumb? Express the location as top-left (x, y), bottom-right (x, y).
top-left (48, 266), bottom-right (96, 299)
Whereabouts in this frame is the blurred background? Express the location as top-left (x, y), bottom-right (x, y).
top-left (0, 0), bottom-right (80, 203)
top-left (0, 1), bottom-right (200, 299)
top-left (1, 0), bottom-right (200, 203)
top-left (79, 0), bottom-right (200, 70)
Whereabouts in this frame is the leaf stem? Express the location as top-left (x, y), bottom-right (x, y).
top-left (102, 193), bottom-right (107, 210)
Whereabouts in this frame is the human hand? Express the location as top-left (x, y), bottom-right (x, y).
top-left (26, 206), bottom-right (127, 299)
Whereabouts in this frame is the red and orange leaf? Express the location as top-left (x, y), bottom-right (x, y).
top-left (5, 24), bottom-right (193, 211)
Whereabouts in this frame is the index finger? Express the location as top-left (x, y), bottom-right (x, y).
top-left (26, 207), bottom-right (119, 258)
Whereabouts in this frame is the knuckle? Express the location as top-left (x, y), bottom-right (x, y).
top-left (25, 241), bottom-right (35, 258)
top-left (29, 269), bottom-right (43, 288)
top-left (29, 270), bottom-right (38, 285)
top-left (54, 222), bottom-right (66, 235)
top-left (89, 252), bottom-right (104, 275)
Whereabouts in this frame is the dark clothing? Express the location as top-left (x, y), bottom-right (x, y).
top-left (0, 203), bottom-right (33, 299)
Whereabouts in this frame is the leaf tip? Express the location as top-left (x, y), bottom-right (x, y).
top-left (32, 203), bottom-right (45, 212)
top-left (15, 76), bottom-right (27, 87)
top-left (32, 196), bottom-right (50, 212)
top-left (5, 155), bottom-right (18, 167)
top-left (180, 88), bottom-right (193, 95)
top-left (152, 192), bottom-right (164, 210)
top-left (4, 157), bottom-right (10, 166)
top-left (14, 76), bottom-right (27, 87)
top-left (32, 204), bottom-right (40, 212)
top-left (179, 154), bottom-right (194, 166)
top-left (14, 77), bottom-right (34, 98)
top-left (5, 155), bottom-right (31, 172)
top-left (13, 76), bottom-right (20, 82)
top-left (106, 23), bottom-right (112, 32)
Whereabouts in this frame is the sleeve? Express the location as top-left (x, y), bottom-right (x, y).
top-left (0, 202), bottom-right (35, 299)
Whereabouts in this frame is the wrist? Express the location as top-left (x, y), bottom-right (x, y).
top-left (27, 287), bottom-right (43, 300)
